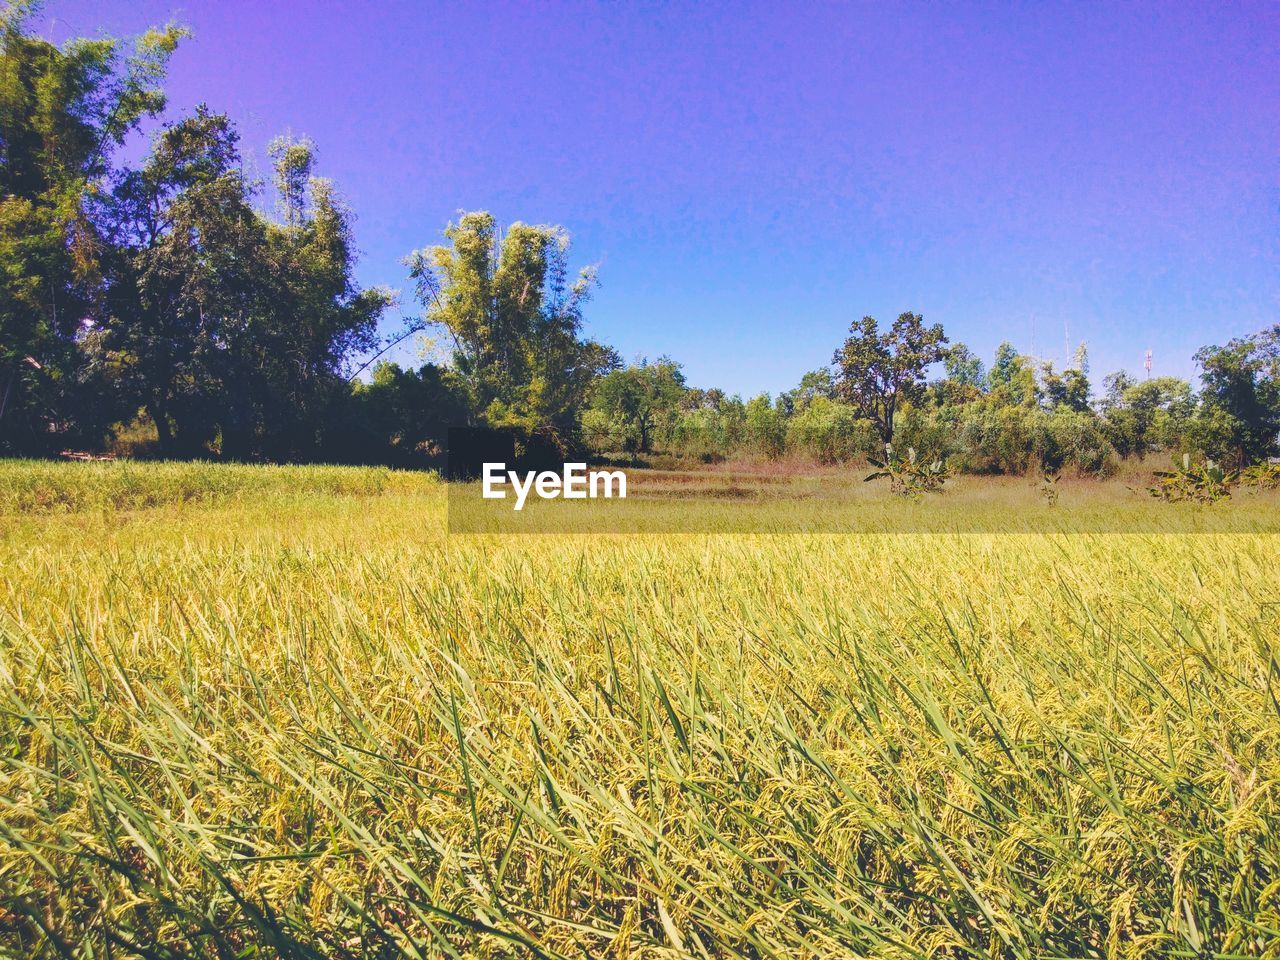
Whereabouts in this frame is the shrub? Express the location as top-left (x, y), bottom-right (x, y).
top-left (1148, 454), bottom-right (1237, 503)
top-left (784, 398), bottom-right (878, 463)
top-left (744, 393), bottom-right (786, 458)
top-left (864, 444), bottom-right (950, 498)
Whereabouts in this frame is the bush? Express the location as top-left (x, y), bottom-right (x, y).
top-left (745, 393), bottom-right (786, 458)
top-left (1044, 408), bottom-right (1117, 474)
top-left (944, 403), bottom-right (1115, 475)
top-left (670, 406), bottom-right (747, 460)
top-left (784, 398), bottom-right (879, 463)
top-left (892, 405), bottom-right (959, 464)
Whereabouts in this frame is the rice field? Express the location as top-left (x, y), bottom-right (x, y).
top-left (1, 460), bottom-right (1278, 958)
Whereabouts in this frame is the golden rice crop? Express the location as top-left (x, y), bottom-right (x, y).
top-left (1, 460), bottom-right (1278, 958)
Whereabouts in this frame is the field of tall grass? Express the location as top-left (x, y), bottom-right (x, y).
top-left (1, 460), bottom-right (1278, 958)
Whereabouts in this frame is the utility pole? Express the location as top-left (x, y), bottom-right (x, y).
top-left (1144, 349), bottom-right (1153, 379)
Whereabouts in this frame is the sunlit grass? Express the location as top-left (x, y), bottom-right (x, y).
top-left (1, 461), bottom-right (1278, 957)
top-left (0, 458), bottom-right (434, 513)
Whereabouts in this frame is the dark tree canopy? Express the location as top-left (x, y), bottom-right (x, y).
top-left (1194, 325), bottom-right (1280, 466)
top-left (91, 109), bottom-right (389, 459)
top-left (0, 3), bottom-right (184, 452)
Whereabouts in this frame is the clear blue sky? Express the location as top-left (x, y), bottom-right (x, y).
top-left (35, 1), bottom-right (1280, 395)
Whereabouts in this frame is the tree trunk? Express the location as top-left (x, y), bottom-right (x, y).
top-left (878, 413), bottom-right (894, 447)
top-left (149, 400), bottom-right (174, 455)
top-left (220, 414), bottom-right (252, 462)
top-left (875, 396), bottom-right (895, 447)
top-left (0, 365), bottom-right (13, 426)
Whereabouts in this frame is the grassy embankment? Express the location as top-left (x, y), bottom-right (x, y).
top-left (1, 459), bottom-right (1278, 958)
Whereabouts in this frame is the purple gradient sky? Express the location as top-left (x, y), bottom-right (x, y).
top-left (34, 1), bottom-right (1280, 395)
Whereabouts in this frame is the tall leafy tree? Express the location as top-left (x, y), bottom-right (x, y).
top-left (1039, 359), bottom-right (1091, 413)
top-left (933, 342), bottom-right (986, 404)
top-left (989, 342), bottom-right (1020, 391)
top-left (1194, 325), bottom-right (1280, 466)
top-left (944, 343), bottom-right (986, 390)
top-left (0, 2), bottom-right (184, 451)
top-left (1099, 370), bottom-right (1137, 411)
top-left (745, 391), bottom-right (785, 457)
top-left (1100, 375), bottom-right (1194, 458)
top-left (778, 368), bottom-right (836, 415)
top-left (257, 136), bottom-right (391, 458)
top-left (832, 312), bottom-right (948, 444)
top-left (987, 341), bottom-right (1039, 407)
top-left (589, 357), bottom-right (686, 453)
top-left (96, 108), bottom-right (266, 455)
top-left (405, 211), bottom-right (615, 444)
top-left (95, 111), bottom-right (389, 458)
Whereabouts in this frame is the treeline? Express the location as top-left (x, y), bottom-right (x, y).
top-left (3, 8), bottom-right (1278, 475)
top-left (0, 8), bottom-right (614, 465)
top-left (586, 326), bottom-right (1280, 474)
top-left (1, 9), bottom-right (386, 460)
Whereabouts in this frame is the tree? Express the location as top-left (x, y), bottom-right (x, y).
top-left (96, 108), bottom-right (267, 456)
top-left (989, 342), bottom-right (1019, 391)
top-left (670, 393), bottom-right (747, 460)
top-left (330, 360), bottom-right (470, 466)
top-left (1194, 326), bottom-right (1280, 466)
top-left (832, 312), bottom-right (948, 444)
top-left (1099, 371), bottom-right (1137, 412)
top-left (588, 358), bottom-right (685, 453)
top-left (1039, 360), bottom-right (1090, 413)
top-left (745, 392), bottom-right (785, 457)
top-left (785, 396), bottom-right (878, 463)
top-left (0, 4), bottom-right (184, 451)
top-left (987, 341), bottom-right (1039, 407)
top-left (778, 368), bottom-right (836, 415)
top-left (94, 110), bottom-right (390, 458)
top-left (933, 342), bottom-right (986, 405)
top-left (944, 343), bottom-right (986, 390)
top-left (1099, 374), bottom-right (1193, 458)
top-left (405, 212), bottom-right (611, 446)
top-left (680, 386), bottom-right (727, 413)
top-left (1072, 341), bottom-right (1089, 375)
top-left (256, 137), bottom-right (392, 458)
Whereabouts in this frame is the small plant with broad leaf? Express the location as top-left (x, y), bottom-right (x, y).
top-left (865, 444), bottom-right (949, 499)
top-left (1240, 461), bottom-right (1280, 491)
top-left (1037, 470), bottom-right (1061, 507)
top-left (1148, 454), bottom-right (1238, 503)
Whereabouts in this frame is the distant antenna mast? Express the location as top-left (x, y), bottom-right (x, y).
top-left (1144, 349), bottom-right (1153, 379)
